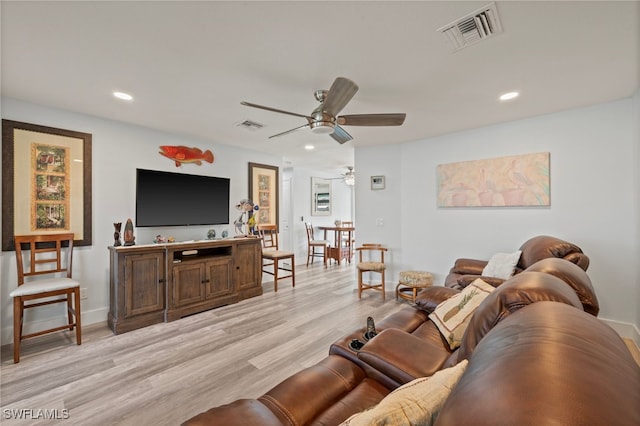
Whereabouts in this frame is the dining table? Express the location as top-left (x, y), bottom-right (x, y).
top-left (318, 225), bottom-right (355, 265)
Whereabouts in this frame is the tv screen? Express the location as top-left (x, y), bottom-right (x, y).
top-left (136, 168), bottom-right (230, 227)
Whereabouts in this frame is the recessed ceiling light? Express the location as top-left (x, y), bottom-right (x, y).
top-left (499, 91), bottom-right (519, 101)
top-left (113, 91), bottom-right (133, 101)
top-left (304, 145), bottom-right (315, 150)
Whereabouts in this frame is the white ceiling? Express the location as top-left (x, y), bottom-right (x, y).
top-left (2, 1), bottom-right (638, 174)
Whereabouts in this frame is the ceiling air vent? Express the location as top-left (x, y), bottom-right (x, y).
top-left (236, 120), bottom-right (264, 131)
top-left (437, 2), bottom-right (503, 52)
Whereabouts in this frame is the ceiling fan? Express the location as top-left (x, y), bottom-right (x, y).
top-left (328, 166), bottom-right (356, 186)
top-left (241, 77), bottom-right (406, 144)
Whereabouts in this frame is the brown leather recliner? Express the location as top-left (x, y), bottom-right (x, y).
top-left (445, 235), bottom-right (589, 290)
top-left (183, 259), bottom-right (626, 426)
top-left (436, 302), bottom-right (640, 426)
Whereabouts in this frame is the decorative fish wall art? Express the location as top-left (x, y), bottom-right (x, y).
top-left (159, 145), bottom-right (214, 167)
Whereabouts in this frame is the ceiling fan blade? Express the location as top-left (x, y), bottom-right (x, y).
top-left (330, 125), bottom-right (353, 144)
top-left (241, 101), bottom-right (313, 119)
top-left (321, 77), bottom-right (359, 117)
top-left (268, 123), bottom-right (311, 139)
top-left (338, 113), bottom-right (406, 126)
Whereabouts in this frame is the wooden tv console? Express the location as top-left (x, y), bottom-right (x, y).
top-left (108, 237), bottom-right (262, 334)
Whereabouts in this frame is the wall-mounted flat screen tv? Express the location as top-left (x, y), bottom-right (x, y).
top-left (136, 168), bottom-right (230, 227)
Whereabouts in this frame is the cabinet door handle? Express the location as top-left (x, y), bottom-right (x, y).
top-left (158, 279), bottom-right (165, 284)
top-left (202, 279), bottom-right (210, 284)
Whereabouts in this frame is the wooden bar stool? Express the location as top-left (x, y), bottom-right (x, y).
top-left (304, 222), bottom-right (329, 267)
top-left (257, 224), bottom-right (295, 292)
top-left (356, 244), bottom-right (387, 300)
top-left (10, 233), bottom-right (82, 363)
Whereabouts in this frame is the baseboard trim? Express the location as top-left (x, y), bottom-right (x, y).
top-left (1, 307), bottom-right (108, 346)
top-left (600, 317), bottom-right (640, 345)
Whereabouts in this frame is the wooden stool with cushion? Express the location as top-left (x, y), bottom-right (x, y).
top-left (356, 244), bottom-right (387, 300)
top-left (395, 270), bottom-right (433, 302)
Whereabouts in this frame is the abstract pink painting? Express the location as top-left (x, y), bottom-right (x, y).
top-left (437, 152), bottom-right (550, 207)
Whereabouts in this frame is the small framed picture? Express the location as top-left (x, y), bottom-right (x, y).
top-left (370, 175), bottom-right (385, 190)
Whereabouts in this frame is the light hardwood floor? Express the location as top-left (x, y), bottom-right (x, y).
top-left (1, 262), bottom-right (639, 426)
top-left (1, 262), bottom-right (406, 425)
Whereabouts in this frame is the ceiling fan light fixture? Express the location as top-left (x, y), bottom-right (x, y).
top-left (344, 175), bottom-right (355, 186)
top-left (310, 121), bottom-right (335, 134)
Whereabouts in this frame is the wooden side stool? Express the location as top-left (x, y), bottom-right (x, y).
top-left (395, 270), bottom-right (433, 302)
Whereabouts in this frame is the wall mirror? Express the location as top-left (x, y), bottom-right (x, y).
top-left (311, 177), bottom-right (331, 216)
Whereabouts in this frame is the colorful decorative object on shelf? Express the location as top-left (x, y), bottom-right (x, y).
top-left (158, 145), bottom-right (214, 167)
top-left (154, 234), bottom-right (165, 244)
top-left (233, 198), bottom-right (260, 235)
top-left (113, 222), bottom-right (122, 246)
top-left (207, 229), bottom-right (216, 240)
top-left (123, 218), bottom-right (135, 246)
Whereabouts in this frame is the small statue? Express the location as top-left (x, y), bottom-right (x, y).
top-left (113, 222), bottom-right (122, 246)
top-left (123, 218), bottom-right (135, 246)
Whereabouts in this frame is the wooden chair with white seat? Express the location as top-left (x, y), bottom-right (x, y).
top-left (356, 243), bottom-right (388, 300)
top-left (304, 222), bottom-right (330, 267)
top-left (257, 224), bottom-right (295, 292)
top-left (10, 233), bottom-right (82, 363)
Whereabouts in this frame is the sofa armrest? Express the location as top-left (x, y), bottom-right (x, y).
top-left (414, 286), bottom-right (460, 314)
top-left (456, 275), bottom-right (505, 288)
top-left (356, 329), bottom-right (450, 387)
top-left (449, 258), bottom-right (488, 275)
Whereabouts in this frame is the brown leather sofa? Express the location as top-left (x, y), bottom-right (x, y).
top-left (444, 234), bottom-right (590, 290)
top-left (183, 258), bottom-right (639, 425)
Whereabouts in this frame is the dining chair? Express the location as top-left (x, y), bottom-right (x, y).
top-left (341, 221), bottom-right (355, 260)
top-left (10, 233), bottom-right (82, 363)
top-left (257, 224), bottom-right (295, 292)
top-left (304, 222), bottom-right (330, 267)
top-left (356, 243), bottom-right (388, 300)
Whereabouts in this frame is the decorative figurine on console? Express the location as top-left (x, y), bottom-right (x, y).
top-left (154, 234), bottom-right (165, 244)
top-left (113, 222), bottom-right (122, 247)
top-left (123, 218), bottom-right (135, 246)
top-left (233, 199), bottom-right (259, 236)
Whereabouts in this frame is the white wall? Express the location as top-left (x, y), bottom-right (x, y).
top-left (355, 145), bottom-right (403, 276)
top-left (355, 97), bottom-right (639, 337)
top-left (0, 97), bottom-right (283, 344)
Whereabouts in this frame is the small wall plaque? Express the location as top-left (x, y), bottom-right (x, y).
top-left (371, 175), bottom-right (385, 190)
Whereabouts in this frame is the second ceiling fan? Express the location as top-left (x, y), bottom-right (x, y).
top-left (241, 77), bottom-right (406, 144)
